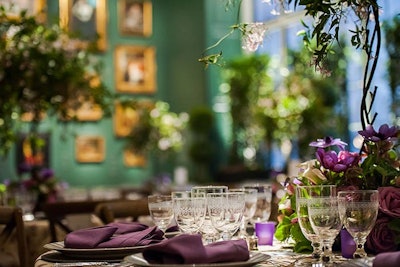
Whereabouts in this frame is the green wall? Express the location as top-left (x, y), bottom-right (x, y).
top-left (0, 0), bottom-right (241, 188)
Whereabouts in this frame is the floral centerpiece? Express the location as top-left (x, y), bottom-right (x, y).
top-left (275, 124), bottom-right (400, 253)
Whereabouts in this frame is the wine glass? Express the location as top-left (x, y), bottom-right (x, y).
top-left (229, 188), bottom-right (257, 238)
top-left (172, 191), bottom-right (207, 234)
top-left (306, 185), bottom-right (342, 263)
top-left (147, 194), bottom-right (174, 232)
top-left (338, 190), bottom-right (379, 258)
top-left (207, 192), bottom-right (245, 240)
top-left (295, 186), bottom-right (322, 263)
top-left (191, 185), bottom-right (228, 243)
top-left (244, 184), bottom-right (272, 224)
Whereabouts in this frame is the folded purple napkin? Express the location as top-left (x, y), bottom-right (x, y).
top-left (142, 234), bottom-right (249, 264)
top-left (64, 222), bottom-right (164, 249)
top-left (373, 251), bottom-right (400, 267)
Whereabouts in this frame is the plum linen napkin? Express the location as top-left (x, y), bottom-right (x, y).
top-left (142, 234), bottom-right (249, 264)
top-left (373, 251), bottom-right (400, 267)
top-left (64, 222), bottom-right (164, 249)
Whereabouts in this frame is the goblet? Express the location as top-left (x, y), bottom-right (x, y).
top-left (207, 192), bottom-right (245, 240)
top-left (229, 188), bottom-right (257, 238)
top-left (306, 185), bottom-right (341, 263)
top-left (147, 194), bottom-right (174, 232)
top-left (191, 185), bottom-right (228, 243)
top-left (244, 184), bottom-right (272, 224)
top-left (172, 191), bottom-right (207, 234)
top-left (295, 186), bottom-right (322, 262)
top-left (338, 190), bottom-right (379, 258)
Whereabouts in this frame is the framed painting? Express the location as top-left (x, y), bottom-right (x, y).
top-left (59, 0), bottom-right (107, 51)
top-left (113, 100), bottom-right (153, 137)
top-left (60, 100), bottom-right (103, 121)
top-left (0, 0), bottom-right (46, 21)
top-left (114, 45), bottom-right (156, 94)
top-left (123, 149), bottom-right (146, 167)
top-left (16, 133), bottom-right (50, 169)
top-left (75, 135), bottom-right (105, 163)
top-left (118, 0), bottom-right (152, 36)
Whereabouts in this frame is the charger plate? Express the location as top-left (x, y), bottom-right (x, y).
top-left (123, 252), bottom-right (270, 267)
top-left (44, 241), bottom-right (150, 260)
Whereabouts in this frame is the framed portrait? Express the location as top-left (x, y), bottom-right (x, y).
top-left (59, 0), bottom-right (107, 51)
top-left (118, 0), bottom-right (152, 36)
top-left (114, 45), bottom-right (156, 94)
top-left (0, 0), bottom-right (46, 21)
top-left (75, 136), bottom-right (105, 163)
top-left (16, 133), bottom-right (50, 169)
top-left (123, 149), bottom-right (146, 167)
top-left (113, 100), bottom-right (153, 137)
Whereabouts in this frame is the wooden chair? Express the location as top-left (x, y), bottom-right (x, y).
top-left (0, 206), bottom-right (29, 267)
top-left (94, 198), bottom-right (150, 224)
top-left (42, 200), bottom-right (103, 242)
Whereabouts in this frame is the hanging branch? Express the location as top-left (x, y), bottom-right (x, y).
top-left (360, 3), bottom-right (381, 130)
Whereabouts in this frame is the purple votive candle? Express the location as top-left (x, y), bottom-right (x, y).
top-left (341, 228), bottom-right (356, 258)
top-left (255, 221), bottom-right (275, 246)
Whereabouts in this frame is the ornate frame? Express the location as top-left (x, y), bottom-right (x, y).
top-left (114, 45), bottom-right (156, 94)
top-left (59, 0), bottom-right (107, 51)
top-left (118, 0), bottom-right (152, 36)
top-left (75, 135), bottom-right (105, 163)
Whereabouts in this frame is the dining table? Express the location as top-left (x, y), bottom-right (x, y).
top-left (34, 239), bottom-right (375, 267)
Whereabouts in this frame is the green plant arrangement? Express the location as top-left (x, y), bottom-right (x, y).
top-left (0, 7), bottom-right (113, 156)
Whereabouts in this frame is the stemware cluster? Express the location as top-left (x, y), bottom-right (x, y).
top-left (147, 184), bottom-right (272, 244)
top-left (295, 185), bottom-right (379, 265)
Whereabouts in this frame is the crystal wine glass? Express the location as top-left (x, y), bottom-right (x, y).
top-left (338, 190), bottom-right (379, 258)
top-left (244, 184), bottom-right (272, 224)
top-left (295, 186), bottom-right (322, 263)
top-left (172, 191), bottom-right (207, 234)
top-left (148, 194), bottom-right (174, 232)
top-left (207, 191), bottom-right (245, 240)
top-left (229, 188), bottom-right (257, 238)
top-left (191, 185), bottom-right (228, 243)
top-left (307, 185), bottom-right (342, 263)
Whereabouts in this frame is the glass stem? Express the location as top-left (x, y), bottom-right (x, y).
top-left (321, 241), bottom-right (334, 263)
top-left (353, 238), bottom-right (367, 258)
top-left (311, 241), bottom-right (321, 259)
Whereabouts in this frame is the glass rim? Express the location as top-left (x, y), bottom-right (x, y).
top-left (338, 189), bottom-right (379, 194)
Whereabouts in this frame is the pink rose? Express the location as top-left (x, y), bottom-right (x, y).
top-left (378, 187), bottom-right (400, 218)
top-left (366, 215), bottom-right (398, 254)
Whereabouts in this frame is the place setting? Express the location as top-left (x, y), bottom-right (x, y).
top-left (38, 186), bottom-right (272, 266)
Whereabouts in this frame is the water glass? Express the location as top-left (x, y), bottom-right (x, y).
top-left (244, 184), bottom-right (272, 224)
top-left (338, 190), bottom-right (379, 258)
top-left (191, 185), bottom-right (228, 243)
top-left (306, 185), bottom-right (341, 263)
top-left (296, 185), bottom-right (322, 261)
top-left (207, 191), bottom-right (245, 240)
top-left (172, 191), bottom-right (207, 234)
top-left (148, 194), bottom-right (174, 232)
top-left (229, 188), bottom-right (257, 237)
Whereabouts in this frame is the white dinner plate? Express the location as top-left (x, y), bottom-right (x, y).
top-left (123, 251), bottom-right (270, 267)
top-left (44, 241), bottom-right (150, 260)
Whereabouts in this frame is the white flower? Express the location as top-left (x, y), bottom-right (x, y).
top-left (241, 23), bottom-right (267, 52)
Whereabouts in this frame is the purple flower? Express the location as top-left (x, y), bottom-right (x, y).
top-left (40, 168), bottom-right (54, 180)
top-left (358, 124), bottom-right (399, 142)
top-left (378, 187), bottom-right (400, 218)
top-left (309, 136), bottom-right (347, 150)
top-left (316, 149), bottom-right (360, 172)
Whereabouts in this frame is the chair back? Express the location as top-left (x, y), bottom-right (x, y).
top-left (42, 200), bottom-right (102, 242)
top-left (0, 206), bottom-right (29, 267)
top-left (95, 198), bottom-right (150, 224)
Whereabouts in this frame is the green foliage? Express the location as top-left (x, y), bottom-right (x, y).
top-left (0, 8), bottom-right (113, 155)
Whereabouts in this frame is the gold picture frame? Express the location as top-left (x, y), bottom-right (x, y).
top-left (59, 0), bottom-right (107, 51)
top-left (0, 0), bottom-right (46, 22)
top-left (118, 0), bottom-right (152, 36)
top-left (75, 136), bottom-right (105, 163)
top-left (113, 101), bottom-right (140, 137)
top-left (114, 45), bottom-right (156, 94)
top-left (123, 149), bottom-right (146, 167)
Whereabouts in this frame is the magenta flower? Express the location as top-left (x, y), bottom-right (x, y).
top-left (309, 136), bottom-right (347, 150)
top-left (316, 149), bottom-right (360, 172)
top-left (366, 215), bottom-right (398, 254)
top-left (378, 187), bottom-right (400, 218)
top-left (358, 124), bottom-right (399, 142)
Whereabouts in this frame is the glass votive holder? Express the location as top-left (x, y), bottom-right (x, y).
top-left (255, 221), bottom-right (276, 246)
top-left (341, 228), bottom-right (356, 258)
